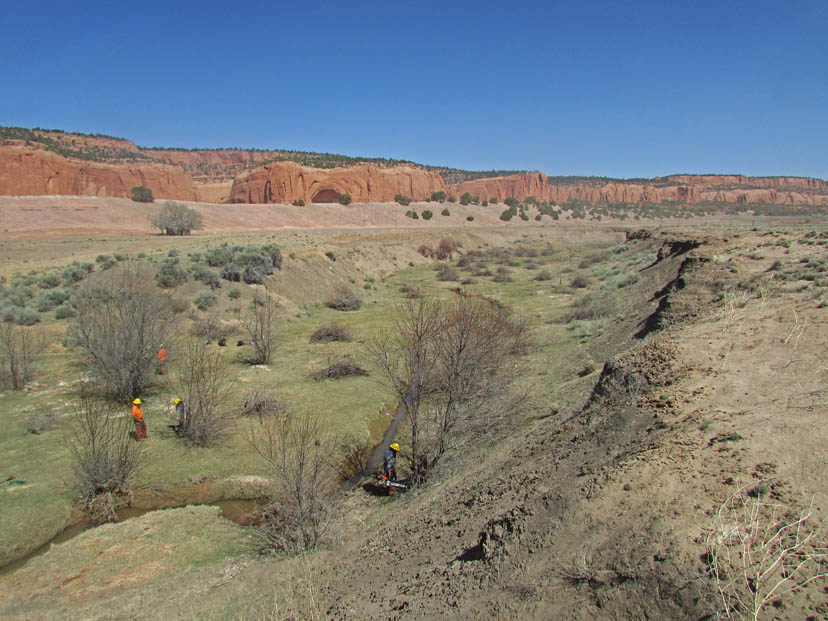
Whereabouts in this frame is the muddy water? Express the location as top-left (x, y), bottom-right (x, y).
top-left (0, 499), bottom-right (259, 577)
top-left (345, 402), bottom-right (406, 490)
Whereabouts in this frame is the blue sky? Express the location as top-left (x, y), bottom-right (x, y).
top-left (1, 1), bottom-right (826, 178)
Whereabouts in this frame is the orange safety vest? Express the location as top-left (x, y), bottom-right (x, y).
top-left (157, 349), bottom-right (167, 362)
top-left (132, 404), bottom-right (144, 420)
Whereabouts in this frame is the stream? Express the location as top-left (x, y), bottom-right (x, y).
top-left (1, 406), bottom-right (408, 577)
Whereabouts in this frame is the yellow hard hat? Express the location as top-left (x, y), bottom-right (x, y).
top-left (173, 398), bottom-right (181, 405)
top-left (133, 398), bottom-right (142, 405)
top-left (390, 443), bottom-right (400, 451)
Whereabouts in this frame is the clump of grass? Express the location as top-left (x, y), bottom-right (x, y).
top-left (310, 323), bottom-right (352, 343)
top-left (570, 275), bottom-right (590, 289)
top-left (533, 270), bottom-right (553, 282)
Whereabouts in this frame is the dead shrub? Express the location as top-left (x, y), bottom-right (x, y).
top-left (313, 355), bottom-right (369, 380)
top-left (25, 410), bottom-right (59, 434)
top-left (533, 270), bottom-right (553, 281)
top-left (436, 237), bottom-right (459, 260)
top-left (493, 267), bottom-right (513, 283)
top-left (327, 286), bottom-right (363, 311)
top-left (240, 390), bottom-right (285, 421)
top-left (436, 264), bottom-right (460, 281)
top-left (190, 316), bottom-right (239, 342)
top-left (418, 244), bottom-right (434, 258)
top-left (570, 292), bottom-right (616, 320)
top-left (578, 251), bottom-right (609, 268)
top-left (570, 274), bottom-right (590, 289)
top-left (337, 434), bottom-right (372, 481)
top-left (309, 323), bottom-right (352, 343)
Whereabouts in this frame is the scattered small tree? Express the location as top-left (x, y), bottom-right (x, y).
top-left (150, 201), bottom-right (203, 236)
top-left (422, 210), bottom-right (433, 220)
top-left (0, 323), bottom-right (47, 389)
top-left (431, 190), bottom-right (447, 203)
top-left (292, 199), bottom-right (305, 206)
top-left (66, 262), bottom-right (177, 400)
top-left (67, 388), bottom-right (143, 522)
top-left (460, 192), bottom-right (473, 206)
top-left (130, 185), bottom-right (154, 203)
top-left (174, 340), bottom-right (233, 446)
top-left (242, 290), bottom-right (279, 364)
top-left (441, 208), bottom-right (451, 216)
top-left (395, 194), bottom-right (413, 206)
top-left (338, 193), bottom-right (352, 206)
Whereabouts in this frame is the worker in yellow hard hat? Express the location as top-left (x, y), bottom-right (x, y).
top-left (171, 397), bottom-right (189, 436)
top-left (384, 443), bottom-right (400, 482)
top-left (132, 398), bottom-right (147, 441)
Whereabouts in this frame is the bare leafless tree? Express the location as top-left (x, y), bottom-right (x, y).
top-left (368, 291), bottom-right (528, 484)
top-left (67, 387), bottom-right (143, 522)
top-left (367, 293), bottom-right (442, 483)
top-left (242, 289), bottom-right (279, 365)
top-left (174, 339), bottom-right (233, 446)
top-left (0, 323), bottom-right (47, 389)
top-left (246, 411), bottom-right (333, 552)
top-left (66, 262), bottom-right (178, 400)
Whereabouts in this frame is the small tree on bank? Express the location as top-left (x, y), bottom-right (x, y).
top-left (130, 185), bottom-right (154, 203)
top-left (150, 201), bottom-right (203, 236)
top-left (242, 290), bottom-right (280, 365)
top-left (247, 411), bottom-right (333, 552)
top-left (368, 292), bottom-right (528, 484)
top-left (174, 340), bottom-right (232, 446)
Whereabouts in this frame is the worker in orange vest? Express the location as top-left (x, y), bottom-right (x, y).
top-left (132, 398), bottom-right (147, 440)
top-left (156, 345), bottom-right (167, 375)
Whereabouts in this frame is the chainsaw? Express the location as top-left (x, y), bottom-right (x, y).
top-left (377, 475), bottom-right (407, 494)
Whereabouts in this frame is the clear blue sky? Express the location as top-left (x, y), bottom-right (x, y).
top-left (1, 1), bottom-right (826, 178)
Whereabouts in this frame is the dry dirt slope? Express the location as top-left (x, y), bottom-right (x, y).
top-left (294, 229), bottom-right (828, 619)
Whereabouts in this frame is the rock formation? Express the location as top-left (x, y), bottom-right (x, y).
top-left (448, 172), bottom-right (550, 202)
top-left (0, 146), bottom-right (198, 200)
top-left (228, 161), bottom-right (446, 204)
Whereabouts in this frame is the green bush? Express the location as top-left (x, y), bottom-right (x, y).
top-left (16, 308), bottom-right (41, 325)
top-left (94, 254), bottom-right (116, 270)
top-left (38, 273), bottom-right (61, 289)
top-left (292, 199), bottom-right (305, 206)
top-left (405, 210), bottom-right (419, 220)
top-left (431, 190), bottom-right (447, 203)
top-left (228, 288), bottom-right (241, 300)
top-left (191, 264), bottom-right (221, 289)
top-left (448, 196), bottom-right (456, 203)
top-left (35, 288), bottom-right (70, 312)
top-left (395, 194), bottom-right (413, 206)
top-left (482, 200), bottom-right (488, 207)
top-left (338, 193), bottom-right (352, 206)
top-left (422, 210), bottom-right (433, 220)
top-left (156, 258), bottom-right (188, 288)
top-left (466, 215), bottom-right (474, 221)
top-left (54, 304), bottom-right (76, 319)
top-left (504, 197), bottom-right (519, 208)
top-left (130, 185), bottom-right (154, 203)
top-left (489, 197), bottom-right (498, 204)
top-left (150, 201), bottom-right (203, 236)
top-left (441, 208), bottom-right (450, 216)
top-left (194, 289), bottom-right (217, 311)
top-left (460, 192), bottom-right (472, 206)
top-left (499, 209), bottom-right (514, 222)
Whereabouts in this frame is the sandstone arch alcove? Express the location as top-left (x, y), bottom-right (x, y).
top-left (311, 188), bottom-right (340, 203)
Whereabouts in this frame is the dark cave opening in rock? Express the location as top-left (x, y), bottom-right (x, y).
top-left (312, 188), bottom-right (341, 203)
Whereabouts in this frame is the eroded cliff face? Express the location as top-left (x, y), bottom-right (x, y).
top-left (228, 161), bottom-right (446, 204)
top-left (448, 172), bottom-right (550, 202)
top-left (0, 147), bottom-right (198, 200)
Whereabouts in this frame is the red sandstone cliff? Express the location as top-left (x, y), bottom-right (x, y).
top-left (229, 161), bottom-right (446, 204)
top-left (449, 172), bottom-right (828, 206)
top-left (0, 147), bottom-right (198, 200)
